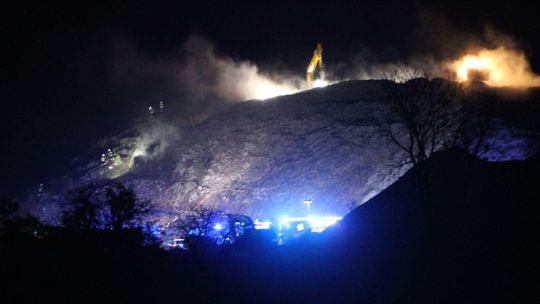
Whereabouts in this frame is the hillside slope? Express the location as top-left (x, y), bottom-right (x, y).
top-left (74, 80), bottom-right (408, 219)
top-left (33, 80), bottom-right (538, 222)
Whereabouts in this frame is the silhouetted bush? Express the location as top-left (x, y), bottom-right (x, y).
top-left (62, 182), bottom-right (150, 231)
top-left (1, 198), bottom-right (45, 239)
top-left (105, 182), bottom-right (150, 230)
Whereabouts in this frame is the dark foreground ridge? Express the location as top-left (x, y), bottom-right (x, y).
top-left (3, 149), bottom-right (539, 303)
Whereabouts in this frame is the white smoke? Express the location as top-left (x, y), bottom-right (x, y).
top-left (130, 121), bottom-right (180, 166)
top-left (178, 35), bottom-right (304, 101)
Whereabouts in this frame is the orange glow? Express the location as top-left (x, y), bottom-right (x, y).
top-left (451, 47), bottom-right (540, 87)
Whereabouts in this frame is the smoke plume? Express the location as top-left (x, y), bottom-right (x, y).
top-left (177, 36), bottom-right (304, 102)
top-left (447, 46), bottom-right (540, 87)
top-left (334, 23), bottom-right (540, 88)
top-left (130, 121), bottom-right (181, 165)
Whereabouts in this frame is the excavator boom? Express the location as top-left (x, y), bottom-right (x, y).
top-left (306, 43), bottom-right (325, 89)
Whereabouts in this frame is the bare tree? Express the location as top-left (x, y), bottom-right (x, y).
top-left (372, 77), bottom-right (463, 166)
top-left (0, 199), bottom-right (20, 237)
top-left (379, 64), bottom-right (428, 83)
top-left (1, 199), bottom-right (46, 238)
top-left (170, 205), bottom-right (225, 250)
top-left (452, 88), bottom-right (498, 158)
top-left (104, 182), bottom-right (150, 230)
top-left (0, 199), bottom-right (19, 230)
top-left (62, 185), bottom-right (103, 231)
top-left (62, 182), bottom-right (150, 231)
top-left (173, 205), bottom-right (224, 237)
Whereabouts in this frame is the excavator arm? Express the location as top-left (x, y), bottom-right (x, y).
top-left (306, 43), bottom-right (325, 89)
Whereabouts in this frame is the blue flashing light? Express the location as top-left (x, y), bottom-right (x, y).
top-left (213, 223), bottom-right (223, 231)
top-left (278, 216), bottom-right (343, 233)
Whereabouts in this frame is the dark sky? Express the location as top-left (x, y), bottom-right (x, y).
top-left (2, 0), bottom-right (540, 197)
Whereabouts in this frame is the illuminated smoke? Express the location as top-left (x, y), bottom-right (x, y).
top-left (346, 46), bottom-right (540, 88)
top-left (449, 47), bottom-right (540, 87)
top-left (97, 122), bottom-right (181, 179)
top-left (178, 36), bottom-right (304, 101)
top-left (312, 79), bottom-right (330, 88)
top-left (129, 122), bottom-right (180, 166)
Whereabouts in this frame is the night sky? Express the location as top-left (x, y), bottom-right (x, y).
top-left (3, 0), bottom-right (540, 197)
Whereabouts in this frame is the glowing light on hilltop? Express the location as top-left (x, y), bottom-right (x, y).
top-left (451, 47), bottom-right (540, 87)
top-left (312, 79), bottom-right (329, 88)
top-left (252, 80), bottom-right (299, 100)
top-left (456, 56), bottom-right (496, 81)
top-left (250, 77), bottom-right (333, 100)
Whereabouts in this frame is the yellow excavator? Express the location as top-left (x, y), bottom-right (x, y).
top-left (306, 43), bottom-right (325, 89)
